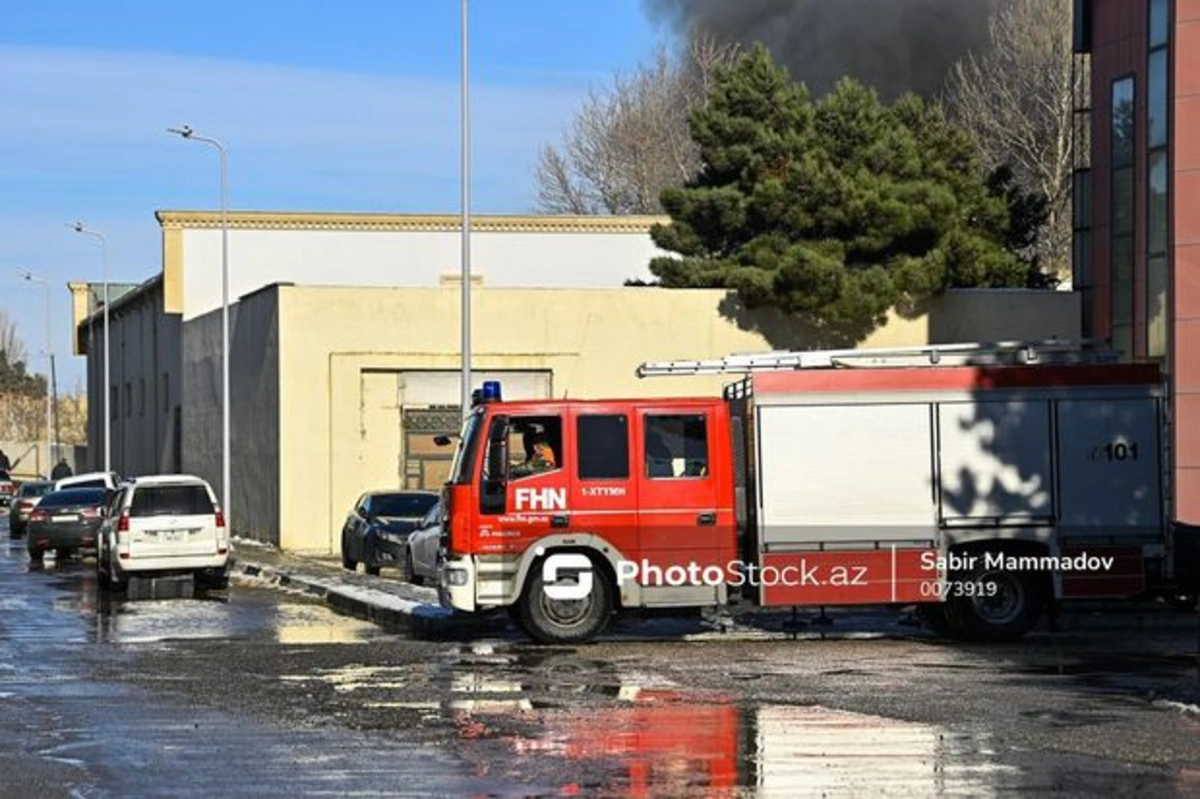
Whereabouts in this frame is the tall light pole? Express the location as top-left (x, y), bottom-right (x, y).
top-left (460, 0), bottom-right (472, 417)
top-left (168, 125), bottom-right (231, 526)
top-left (16, 269), bottom-right (53, 475)
top-left (71, 223), bottom-right (110, 474)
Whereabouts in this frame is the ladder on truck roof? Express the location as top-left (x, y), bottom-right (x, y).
top-left (635, 339), bottom-right (1110, 377)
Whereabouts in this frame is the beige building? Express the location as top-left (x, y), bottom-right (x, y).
top-left (74, 211), bottom-right (1081, 553)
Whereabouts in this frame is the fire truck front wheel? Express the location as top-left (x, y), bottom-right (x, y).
top-left (945, 563), bottom-right (1046, 642)
top-left (518, 553), bottom-right (614, 644)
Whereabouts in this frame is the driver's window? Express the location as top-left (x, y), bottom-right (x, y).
top-left (506, 415), bottom-right (563, 481)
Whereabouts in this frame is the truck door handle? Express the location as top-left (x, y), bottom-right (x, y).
top-left (697, 513), bottom-right (716, 526)
top-left (550, 515), bottom-right (569, 529)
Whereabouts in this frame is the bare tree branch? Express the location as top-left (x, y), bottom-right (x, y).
top-left (534, 31), bottom-right (739, 215)
top-left (0, 310), bottom-right (27, 365)
top-left (945, 0), bottom-right (1075, 278)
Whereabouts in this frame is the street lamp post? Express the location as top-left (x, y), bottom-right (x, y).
top-left (168, 125), bottom-right (231, 526)
top-left (460, 0), bottom-right (472, 417)
top-left (70, 223), bottom-right (110, 474)
top-left (16, 269), bottom-right (53, 475)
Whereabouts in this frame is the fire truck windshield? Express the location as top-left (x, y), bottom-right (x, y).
top-left (448, 408), bottom-right (484, 484)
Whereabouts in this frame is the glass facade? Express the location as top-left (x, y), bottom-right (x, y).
top-left (1146, 0), bottom-right (1170, 358)
top-left (1111, 76), bottom-right (1135, 359)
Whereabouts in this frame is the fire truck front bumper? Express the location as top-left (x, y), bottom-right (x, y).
top-left (440, 555), bottom-right (476, 612)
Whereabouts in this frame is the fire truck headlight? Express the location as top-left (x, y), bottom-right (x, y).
top-left (445, 568), bottom-right (469, 587)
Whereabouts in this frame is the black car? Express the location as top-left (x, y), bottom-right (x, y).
top-left (341, 491), bottom-right (439, 576)
top-left (26, 488), bottom-right (108, 563)
top-left (9, 480), bottom-right (54, 539)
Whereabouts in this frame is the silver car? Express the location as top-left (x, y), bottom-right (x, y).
top-left (401, 500), bottom-right (442, 586)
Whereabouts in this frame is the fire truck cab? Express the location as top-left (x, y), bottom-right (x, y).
top-left (440, 342), bottom-right (1173, 644)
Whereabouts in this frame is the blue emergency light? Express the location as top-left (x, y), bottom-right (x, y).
top-left (481, 381), bottom-right (502, 402)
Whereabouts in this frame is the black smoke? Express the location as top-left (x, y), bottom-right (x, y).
top-left (645, 0), bottom-right (1004, 100)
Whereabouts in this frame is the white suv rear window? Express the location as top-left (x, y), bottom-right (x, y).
top-left (130, 485), bottom-right (214, 517)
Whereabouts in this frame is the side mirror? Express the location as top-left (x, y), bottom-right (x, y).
top-left (357, 507), bottom-right (369, 519)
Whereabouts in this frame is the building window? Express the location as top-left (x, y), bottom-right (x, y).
top-left (1149, 152), bottom-right (1169, 257)
top-left (1148, 49), bottom-right (1168, 148)
top-left (577, 415), bottom-right (629, 480)
top-left (1072, 0), bottom-right (1092, 53)
top-left (1073, 169), bottom-right (1093, 333)
top-left (110, 386), bottom-right (118, 420)
top-left (139, 378), bottom-right (145, 417)
top-left (1147, 0), bottom-right (1170, 358)
top-left (125, 383), bottom-right (132, 417)
top-left (1150, 0), bottom-right (1169, 48)
top-left (1111, 76), bottom-right (1135, 359)
top-left (163, 372), bottom-right (170, 413)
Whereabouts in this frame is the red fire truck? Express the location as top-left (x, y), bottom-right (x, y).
top-left (439, 342), bottom-right (1181, 643)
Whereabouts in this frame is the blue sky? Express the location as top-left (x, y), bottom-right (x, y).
top-left (0, 0), bottom-right (664, 389)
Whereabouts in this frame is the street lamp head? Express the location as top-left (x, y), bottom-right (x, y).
top-left (167, 125), bottom-right (194, 139)
top-left (70, 221), bottom-right (83, 233)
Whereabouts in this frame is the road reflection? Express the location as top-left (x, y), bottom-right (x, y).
top-left (447, 692), bottom-right (1022, 797)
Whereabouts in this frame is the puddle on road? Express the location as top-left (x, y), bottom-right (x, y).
top-left (443, 697), bottom-right (1024, 796)
top-left (280, 664), bottom-right (417, 693)
top-left (272, 604), bottom-right (382, 645)
top-left (275, 649), bottom-right (1049, 795)
top-left (83, 583), bottom-right (387, 646)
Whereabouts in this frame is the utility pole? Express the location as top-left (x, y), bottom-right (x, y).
top-left (50, 353), bottom-right (59, 465)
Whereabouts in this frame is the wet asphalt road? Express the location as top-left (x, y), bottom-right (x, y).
top-left (2, 512), bottom-right (1200, 797)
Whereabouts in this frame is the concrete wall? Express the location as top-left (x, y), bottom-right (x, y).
top-left (267, 285), bottom-right (1081, 553)
top-left (81, 280), bottom-right (181, 477)
top-left (927, 289), bottom-right (1082, 344)
top-left (163, 212), bottom-right (667, 321)
top-left (181, 287), bottom-right (280, 541)
top-left (0, 440), bottom-right (84, 480)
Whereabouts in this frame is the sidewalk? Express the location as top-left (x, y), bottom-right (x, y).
top-left (228, 538), bottom-right (505, 638)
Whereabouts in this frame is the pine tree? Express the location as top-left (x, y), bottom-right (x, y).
top-left (650, 46), bottom-right (1048, 344)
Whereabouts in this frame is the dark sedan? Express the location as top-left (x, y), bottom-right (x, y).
top-left (26, 488), bottom-right (108, 563)
top-left (9, 480), bottom-right (54, 539)
top-left (341, 490), bottom-right (439, 576)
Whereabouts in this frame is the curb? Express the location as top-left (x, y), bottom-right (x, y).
top-left (230, 556), bottom-right (505, 639)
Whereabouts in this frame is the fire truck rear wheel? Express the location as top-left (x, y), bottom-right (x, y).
top-left (945, 563), bottom-right (1045, 642)
top-left (518, 554), bottom-right (613, 644)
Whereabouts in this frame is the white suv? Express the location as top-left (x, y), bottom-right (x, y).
top-left (97, 475), bottom-right (230, 590)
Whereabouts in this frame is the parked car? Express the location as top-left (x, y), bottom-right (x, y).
top-left (55, 471), bottom-right (120, 492)
top-left (402, 499), bottom-right (443, 585)
top-left (0, 470), bottom-right (14, 507)
top-left (9, 480), bottom-right (54, 539)
top-left (341, 490), bottom-right (439, 576)
top-left (96, 475), bottom-right (230, 591)
top-left (26, 487), bottom-right (108, 563)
